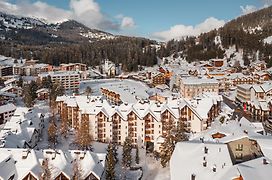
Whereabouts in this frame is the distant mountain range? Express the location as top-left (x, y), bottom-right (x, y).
top-left (0, 11), bottom-right (158, 71)
top-left (0, 6), bottom-right (271, 70)
top-left (0, 12), bottom-right (116, 44)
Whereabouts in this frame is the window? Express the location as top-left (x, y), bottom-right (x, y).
top-left (236, 144), bottom-right (243, 151)
top-left (235, 153), bottom-right (243, 160)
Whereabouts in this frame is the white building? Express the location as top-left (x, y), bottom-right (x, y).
top-left (56, 93), bottom-right (222, 148)
top-left (0, 107), bottom-right (44, 148)
top-left (0, 148), bottom-right (105, 180)
top-left (39, 71), bottom-right (80, 91)
top-left (179, 77), bottom-right (219, 98)
top-left (0, 103), bottom-right (16, 125)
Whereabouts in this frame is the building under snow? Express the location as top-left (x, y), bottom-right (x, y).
top-left (56, 93), bottom-right (222, 149)
top-left (0, 148), bottom-right (105, 180)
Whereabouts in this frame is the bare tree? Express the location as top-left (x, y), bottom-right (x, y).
top-left (85, 86), bottom-right (92, 98)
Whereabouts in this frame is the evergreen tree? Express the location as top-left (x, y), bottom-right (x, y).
top-left (122, 137), bottom-right (132, 168)
top-left (48, 118), bottom-right (57, 145)
top-left (29, 80), bottom-right (38, 100)
top-left (174, 120), bottom-right (188, 143)
top-left (160, 135), bottom-right (175, 168)
top-left (17, 76), bottom-right (23, 87)
top-left (22, 84), bottom-right (34, 107)
top-left (135, 145), bottom-right (140, 165)
top-left (112, 143), bottom-right (119, 164)
top-left (49, 82), bottom-right (65, 109)
top-left (76, 114), bottom-right (92, 150)
top-left (60, 120), bottom-right (68, 138)
top-left (105, 143), bottom-right (116, 180)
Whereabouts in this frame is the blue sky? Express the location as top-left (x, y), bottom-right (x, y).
top-left (1, 0), bottom-right (269, 41)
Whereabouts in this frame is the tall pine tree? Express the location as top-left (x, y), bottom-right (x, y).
top-left (122, 137), bottom-right (132, 168)
top-left (160, 135), bottom-right (175, 168)
top-left (135, 145), bottom-right (140, 165)
top-left (105, 143), bottom-right (116, 180)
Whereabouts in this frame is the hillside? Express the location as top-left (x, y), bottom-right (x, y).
top-left (160, 6), bottom-right (272, 67)
top-left (0, 12), bottom-right (158, 71)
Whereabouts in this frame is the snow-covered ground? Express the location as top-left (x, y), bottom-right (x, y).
top-left (80, 79), bottom-right (150, 103)
top-left (263, 36), bottom-right (272, 44)
top-left (225, 46), bottom-right (245, 67)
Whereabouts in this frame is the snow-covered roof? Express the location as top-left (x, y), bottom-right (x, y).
top-left (4, 78), bottom-right (17, 86)
top-left (0, 107), bottom-right (43, 148)
top-left (0, 148), bottom-right (106, 180)
top-left (39, 71), bottom-right (80, 78)
top-left (191, 117), bottom-right (264, 144)
top-left (0, 103), bottom-right (16, 114)
top-left (181, 77), bottom-right (218, 85)
top-left (170, 141), bottom-right (233, 180)
top-left (36, 88), bottom-right (49, 94)
top-left (220, 157), bottom-right (272, 180)
top-left (57, 94), bottom-right (222, 122)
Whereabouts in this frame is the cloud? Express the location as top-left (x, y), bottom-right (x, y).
top-left (152, 17), bottom-right (225, 41)
top-left (116, 14), bottom-right (135, 29)
top-left (0, 0), bottom-right (71, 23)
top-left (0, 0), bottom-right (134, 31)
top-left (121, 17), bottom-right (135, 29)
top-left (69, 0), bottom-right (120, 30)
top-left (240, 5), bottom-right (257, 15)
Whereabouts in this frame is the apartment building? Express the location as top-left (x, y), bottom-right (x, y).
top-left (101, 88), bottom-right (121, 105)
top-left (0, 103), bottom-right (16, 125)
top-left (39, 71), bottom-right (80, 91)
top-left (60, 63), bottom-right (87, 72)
top-left (152, 73), bottom-right (166, 86)
top-left (236, 84), bottom-right (252, 103)
top-left (56, 94), bottom-right (222, 148)
top-left (0, 66), bottom-right (13, 77)
top-left (179, 77), bottom-right (219, 98)
top-left (236, 82), bottom-right (272, 121)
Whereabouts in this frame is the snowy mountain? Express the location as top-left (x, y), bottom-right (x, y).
top-left (160, 6), bottom-right (272, 68)
top-left (0, 12), bottom-right (45, 30)
top-left (0, 11), bottom-right (115, 44)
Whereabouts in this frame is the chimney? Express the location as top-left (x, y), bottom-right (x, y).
top-left (22, 150), bottom-right (30, 159)
top-left (263, 158), bottom-right (269, 165)
top-left (204, 146), bottom-right (208, 154)
top-left (213, 165), bottom-right (216, 172)
top-left (203, 160), bottom-right (207, 167)
top-left (191, 174), bottom-right (196, 180)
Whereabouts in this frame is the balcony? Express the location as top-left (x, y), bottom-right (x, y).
top-left (98, 134), bottom-right (104, 139)
top-left (97, 124), bottom-right (105, 128)
top-left (145, 125), bottom-right (152, 130)
top-left (128, 122), bottom-right (136, 126)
